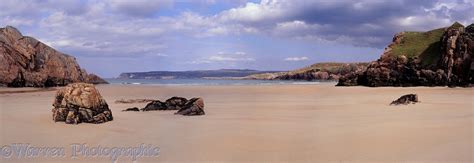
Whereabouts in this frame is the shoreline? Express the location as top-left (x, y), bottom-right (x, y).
top-left (0, 87), bottom-right (58, 94)
top-left (2, 81), bottom-right (473, 91)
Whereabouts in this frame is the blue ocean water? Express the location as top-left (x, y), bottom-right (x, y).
top-left (105, 78), bottom-right (329, 86)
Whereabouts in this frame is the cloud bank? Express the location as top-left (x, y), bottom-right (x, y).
top-left (1, 0), bottom-right (472, 77)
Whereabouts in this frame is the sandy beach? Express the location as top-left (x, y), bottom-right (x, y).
top-left (0, 84), bottom-right (472, 162)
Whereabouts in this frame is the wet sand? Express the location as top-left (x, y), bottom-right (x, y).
top-left (0, 84), bottom-right (472, 162)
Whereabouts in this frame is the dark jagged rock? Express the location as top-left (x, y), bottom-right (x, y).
top-left (141, 100), bottom-right (167, 111)
top-left (164, 97), bottom-right (188, 110)
top-left (141, 96), bottom-right (188, 111)
top-left (52, 83), bottom-right (113, 124)
top-left (390, 94), bottom-right (419, 105)
top-left (132, 97), bottom-right (205, 116)
top-left (338, 56), bottom-right (449, 87)
top-left (337, 23), bottom-right (473, 87)
top-left (175, 98), bottom-right (205, 116)
top-left (336, 70), bottom-right (363, 86)
top-left (122, 107), bottom-right (140, 112)
top-left (0, 26), bottom-right (108, 87)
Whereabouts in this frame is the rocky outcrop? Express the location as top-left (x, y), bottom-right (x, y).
top-left (175, 98), bottom-right (205, 116)
top-left (142, 96), bottom-right (188, 111)
top-left (390, 94), bottom-right (419, 105)
top-left (338, 56), bottom-right (450, 86)
top-left (52, 83), bottom-right (113, 124)
top-left (337, 23), bottom-right (473, 87)
top-left (121, 97), bottom-right (206, 116)
top-left (439, 23), bottom-right (473, 84)
top-left (0, 26), bottom-right (108, 87)
top-left (245, 62), bottom-right (368, 81)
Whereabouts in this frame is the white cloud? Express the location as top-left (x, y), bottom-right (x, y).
top-left (219, 0), bottom-right (286, 23)
top-left (208, 55), bottom-right (254, 61)
top-left (276, 20), bottom-right (313, 31)
top-left (1, 0), bottom-right (472, 60)
top-left (284, 56), bottom-right (309, 61)
top-left (192, 52), bottom-right (255, 64)
top-left (395, 14), bottom-right (452, 31)
top-left (272, 20), bottom-right (327, 38)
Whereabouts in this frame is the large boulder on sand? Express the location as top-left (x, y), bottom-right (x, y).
top-left (52, 83), bottom-right (113, 124)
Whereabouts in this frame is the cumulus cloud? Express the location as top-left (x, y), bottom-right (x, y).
top-left (284, 56), bottom-right (309, 61)
top-left (2, 0), bottom-right (471, 53)
top-left (0, 0), bottom-right (472, 76)
top-left (215, 0), bottom-right (473, 47)
top-left (219, 0), bottom-right (286, 23)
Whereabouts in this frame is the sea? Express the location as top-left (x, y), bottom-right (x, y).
top-left (105, 78), bottom-right (332, 86)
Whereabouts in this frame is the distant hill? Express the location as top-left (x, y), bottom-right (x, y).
top-left (244, 62), bottom-right (369, 81)
top-left (118, 69), bottom-right (283, 79)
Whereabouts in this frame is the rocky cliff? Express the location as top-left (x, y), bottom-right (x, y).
top-left (244, 62), bottom-right (368, 81)
top-left (337, 22), bottom-right (473, 87)
top-left (0, 26), bottom-right (108, 87)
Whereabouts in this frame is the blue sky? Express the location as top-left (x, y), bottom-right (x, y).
top-left (1, 0), bottom-right (472, 77)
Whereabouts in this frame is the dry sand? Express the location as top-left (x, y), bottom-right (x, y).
top-left (0, 84), bottom-right (472, 162)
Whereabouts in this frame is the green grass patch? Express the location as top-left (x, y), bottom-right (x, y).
top-left (390, 27), bottom-right (445, 66)
top-left (289, 62), bottom-right (369, 74)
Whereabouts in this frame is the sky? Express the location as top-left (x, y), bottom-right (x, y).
top-left (1, 0), bottom-right (473, 78)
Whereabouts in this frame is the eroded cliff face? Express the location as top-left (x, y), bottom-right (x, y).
top-left (439, 23), bottom-right (473, 84)
top-left (337, 23), bottom-right (473, 87)
top-left (0, 26), bottom-right (108, 87)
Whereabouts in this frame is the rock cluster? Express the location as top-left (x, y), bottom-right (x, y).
top-left (52, 83), bottom-right (113, 124)
top-left (337, 23), bottom-right (473, 87)
top-left (123, 97), bottom-right (205, 116)
top-left (142, 96), bottom-right (188, 111)
top-left (337, 56), bottom-right (450, 86)
top-left (390, 94), bottom-right (419, 105)
top-left (0, 26), bottom-right (108, 87)
top-left (175, 98), bottom-right (205, 116)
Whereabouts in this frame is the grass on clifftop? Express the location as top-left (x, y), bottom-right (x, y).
top-left (390, 27), bottom-right (445, 66)
top-left (288, 62), bottom-right (368, 74)
top-left (244, 62), bottom-right (369, 79)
